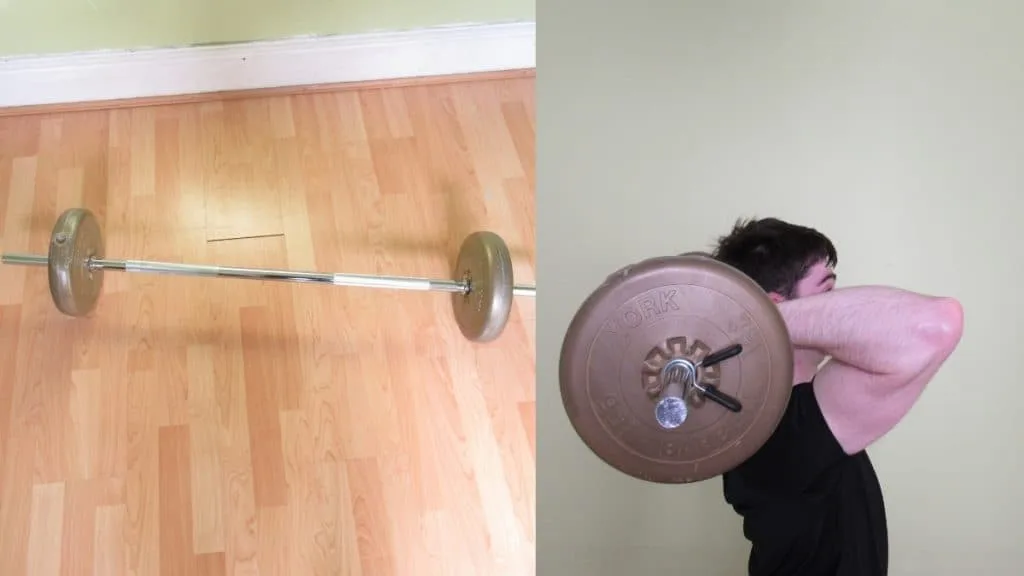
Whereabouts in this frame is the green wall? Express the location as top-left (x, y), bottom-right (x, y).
top-left (0, 0), bottom-right (534, 57)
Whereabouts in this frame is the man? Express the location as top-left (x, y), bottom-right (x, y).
top-left (711, 217), bottom-right (964, 576)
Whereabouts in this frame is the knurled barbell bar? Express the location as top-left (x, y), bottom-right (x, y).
top-left (559, 251), bottom-right (794, 484)
top-left (0, 208), bottom-right (536, 343)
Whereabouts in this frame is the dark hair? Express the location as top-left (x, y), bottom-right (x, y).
top-left (710, 217), bottom-right (838, 297)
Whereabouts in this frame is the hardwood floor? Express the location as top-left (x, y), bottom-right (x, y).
top-left (0, 74), bottom-right (535, 575)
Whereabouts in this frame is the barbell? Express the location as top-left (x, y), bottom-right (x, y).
top-left (559, 251), bottom-right (794, 484)
top-left (0, 208), bottom-right (536, 343)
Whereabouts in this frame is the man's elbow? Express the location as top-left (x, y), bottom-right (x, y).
top-left (904, 296), bottom-right (964, 373)
top-left (927, 296), bottom-right (965, 351)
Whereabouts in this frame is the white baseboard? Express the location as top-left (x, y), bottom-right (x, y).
top-left (0, 21), bottom-right (535, 109)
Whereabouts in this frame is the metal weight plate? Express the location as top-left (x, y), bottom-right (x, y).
top-left (559, 254), bottom-right (794, 484)
top-left (452, 231), bottom-right (514, 342)
top-left (47, 208), bottom-right (105, 317)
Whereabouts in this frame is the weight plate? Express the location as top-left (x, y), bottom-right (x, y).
top-left (452, 231), bottom-right (514, 342)
top-left (559, 254), bottom-right (794, 484)
top-left (48, 208), bottom-right (104, 317)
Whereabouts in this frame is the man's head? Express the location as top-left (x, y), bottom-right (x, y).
top-left (711, 217), bottom-right (838, 303)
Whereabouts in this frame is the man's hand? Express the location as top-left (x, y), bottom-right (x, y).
top-left (792, 347), bottom-right (829, 383)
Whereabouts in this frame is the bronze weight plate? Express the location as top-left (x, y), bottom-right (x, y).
top-left (559, 255), bottom-right (794, 484)
top-left (452, 231), bottom-right (514, 342)
top-left (48, 208), bottom-right (104, 317)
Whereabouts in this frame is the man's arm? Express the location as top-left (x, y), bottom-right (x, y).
top-left (777, 286), bottom-right (964, 455)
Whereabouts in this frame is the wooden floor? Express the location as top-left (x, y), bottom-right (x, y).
top-left (0, 74), bottom-right (536, 576)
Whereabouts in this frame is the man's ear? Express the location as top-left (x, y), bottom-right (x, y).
top-left (767, 292), bottom-right (785, 304)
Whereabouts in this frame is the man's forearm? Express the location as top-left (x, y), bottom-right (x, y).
top-left (777, 286), bottom-right (963, 375)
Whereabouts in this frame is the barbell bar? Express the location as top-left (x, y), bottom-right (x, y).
top-left (0, 208), bottom-right (536, 343)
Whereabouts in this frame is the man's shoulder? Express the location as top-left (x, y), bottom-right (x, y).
top-left (723, 380), bottom-right (849, 485)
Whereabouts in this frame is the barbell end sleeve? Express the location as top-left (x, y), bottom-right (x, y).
top-left (653, 369), bottom-right (689, 429)
top-left (654, 395), bottom-right (688, 429)
top-left (1, 253), bottom-right (49, 267)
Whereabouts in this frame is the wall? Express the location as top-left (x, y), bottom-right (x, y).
top-left (0, 0), bottom-right (534, 56)
top-left (539, 1), bottom-right (1023, 575)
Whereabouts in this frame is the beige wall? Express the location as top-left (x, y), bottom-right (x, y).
top-left (540, 1), bottom-right (1022, 575)
top-left (0, 0), bottom-right (534, 56)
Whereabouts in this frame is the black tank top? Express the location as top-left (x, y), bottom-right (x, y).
top-left (722, 381), bottom-right (889, 575)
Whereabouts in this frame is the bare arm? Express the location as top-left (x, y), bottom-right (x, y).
top-left (777, 286), bottom-right (964, 454)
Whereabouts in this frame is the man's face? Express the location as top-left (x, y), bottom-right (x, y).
top-left (790, 259), bottom-right (837, 299)
top-left (778, 259), bottom-right (836, 367)
top-left (767, 258), bottom-right (836, 303)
